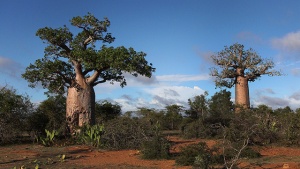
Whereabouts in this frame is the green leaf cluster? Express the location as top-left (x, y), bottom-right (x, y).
top-left (80, 124), bottom-right (104, 147)
top-left (39, 129), bottom-right (58, 146)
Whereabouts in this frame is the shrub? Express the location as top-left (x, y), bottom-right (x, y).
top-left (181, 120), bottom-right (209, 139)
top-left (176, 142), bottom-right (211, 167)
top-left (276, 112), bottom-right (300, 145)
top-left (101, 117), bottom-right (155, 150)
top-left (0, 86), bottom-right (33, 144)
top-left (141, 136), bottom-right (170, 159)
top-left (141, 122), bottom-right (170, 159)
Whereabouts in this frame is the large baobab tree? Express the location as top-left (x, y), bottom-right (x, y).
top-left (210, 43), bottom-right (281, 110)
top-left (22, 13), bottom-right (155, 134)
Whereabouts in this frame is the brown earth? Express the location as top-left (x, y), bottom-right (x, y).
top-left (1, 136), bottom-right (300, 169)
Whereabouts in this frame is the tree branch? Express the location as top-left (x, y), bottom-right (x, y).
top-left (86, 66), bottom-right (110, 85)
top-left (55, 71), bottom-right (72, 85)
top-left (83, 68), bottom-right (93, 76)
top-left (86, 70), bottom-right (100, 84)
top-left (93, 79), bottom-right (107, 86)
top-left (59, 44), bottom-right (71, 54)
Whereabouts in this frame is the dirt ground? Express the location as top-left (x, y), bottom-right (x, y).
top-left (1, 136), bottom-right (300, 169)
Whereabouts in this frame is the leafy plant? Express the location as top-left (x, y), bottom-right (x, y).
top-left (80, 124), bottom-right (104, 147)
top-left (39, 129), bottom-right (58, 146)
top-left (176, 142), bottom-right (212, 167)
top-left (140, 122), bottom-right (170, 159)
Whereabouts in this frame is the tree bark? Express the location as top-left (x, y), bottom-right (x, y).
top-left (235, 76), bottom-right (250, 111)
top-left (66, 83), bottom-right (95, 134)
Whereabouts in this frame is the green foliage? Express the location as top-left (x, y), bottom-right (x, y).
top-left (163, 105), bottom-right (183, 130)
top-left (26, 95), bottom-right (66, 136)
top-left (36, 95), bottom-right (66, 131)
top-left (176, 142), bottom-right (212, 167)
top-left (0, 86), bottom-right (33, 144)
top-left (95, 100), bottom-right (121, 122)
top-left (275, 110), bottom-right (300, 145)
top-left (181, 119), bottom-right (209, 139)
top-left (186, 92), bottom-right (209, 120)
top-left (208, 89), bottom-right (234, 124)
top-left (27, 111), bottom-right (49, 135)
top-left (141, 136), bottom-right (170, 160)
top-left (79, 124), bottom-right (104, 147)
top-left (136, 108), bottom-right (165, 126)
top-left (141, 122), bottom-right (170, 159)
top-left (39, 129), bottom-right (58, 146)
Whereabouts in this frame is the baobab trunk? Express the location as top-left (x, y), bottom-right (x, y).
top-left (235, 76), bottom-right (250, 111)
top-left (66, 84), bottom-right (95, 134)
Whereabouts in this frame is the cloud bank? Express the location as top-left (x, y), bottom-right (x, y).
top-left (95, 73), bottom-right (209, 112)
top-left (252, 88), bottom-right (300, 110)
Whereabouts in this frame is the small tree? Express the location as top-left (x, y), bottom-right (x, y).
top-left (208, 89), bottom-right (234, 125)
top-left (36, 95), bottom-right (66, 131)
top-left (164, 104), bottom-right (183, 130)
top-left (0, 86), bottom-right (33, 143)
top-left (186, 91), bottom-right (209, 120)
top-left (210, 43), bottom-right (281, 110)
top-left (22, 13), bottom-right (155, 134)
top-left (95, 100), bottom-right (121, 122)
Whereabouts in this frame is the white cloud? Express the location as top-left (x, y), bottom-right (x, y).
top-left (271, 30), bottom-right (300, 53)
top-left (0, 56), bottom-right (23, 78)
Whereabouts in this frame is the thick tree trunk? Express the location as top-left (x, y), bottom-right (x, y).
top-left (66, 84), bottom-right (95, 135)
top-left (235, 76), bottom-right (250, 111)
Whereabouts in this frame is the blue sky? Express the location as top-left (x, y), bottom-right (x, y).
top-left (1, 0), bottom-right (300, 112)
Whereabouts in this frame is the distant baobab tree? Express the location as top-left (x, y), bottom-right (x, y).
top-left (210, 43), bottom-right (282, 111)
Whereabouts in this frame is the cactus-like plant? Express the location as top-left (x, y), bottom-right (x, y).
top-left (40, 129), bottom-right (58, 146)
top-left (80, 124), bottom-right (104, 147)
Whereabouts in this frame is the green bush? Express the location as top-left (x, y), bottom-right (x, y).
top-left (141, 122), bottom-right (170, 159)
top-left (276, 112), bottom-right (300, 145)
top-left (176, 142), bottom-right (211, 167)
top-left (141, 136), bottom-right (170, 159)
top-left (0, 86), bottom-right (33, 144)
top-left (181, 119), bottom-right (214, 139)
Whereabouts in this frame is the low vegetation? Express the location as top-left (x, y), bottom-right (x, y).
top-left (1, 85), bottom-right (300, 168)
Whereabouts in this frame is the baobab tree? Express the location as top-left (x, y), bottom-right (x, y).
top-left (22, 13), bottom-right (155, 134)
top-left (210, 43), bottom-right (281, 110)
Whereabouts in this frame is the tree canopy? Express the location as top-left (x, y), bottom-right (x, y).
top-left (22, 13), bottom-right (155, 95)
top-left (210, 43), bottom-right (281, 88)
